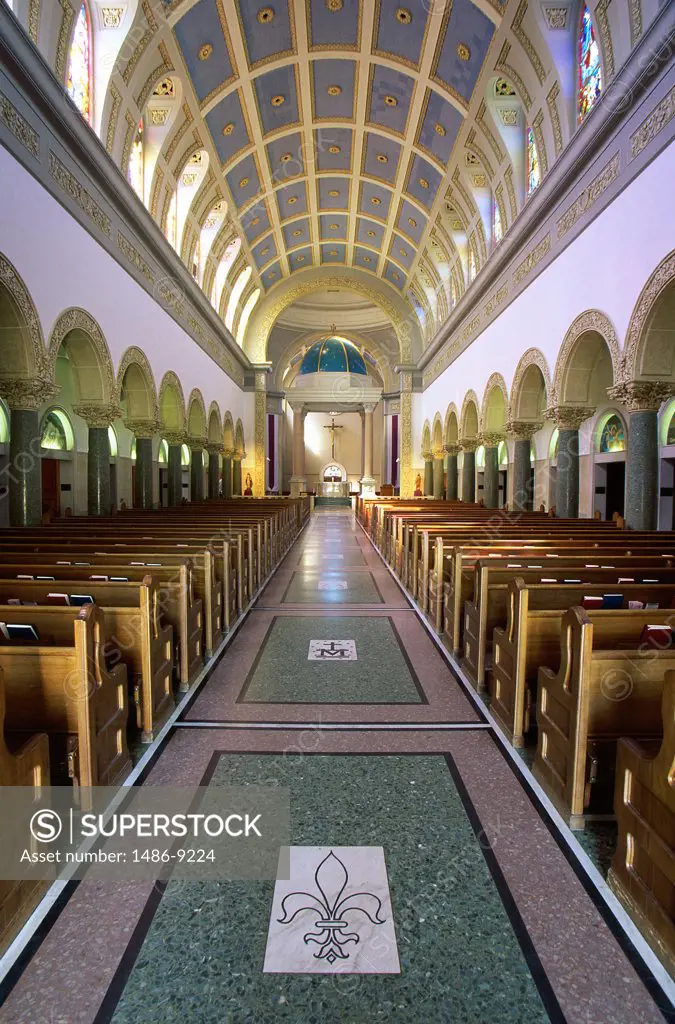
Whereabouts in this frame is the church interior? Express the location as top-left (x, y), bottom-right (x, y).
top-left (0, 0), bottom-right (674, 1019)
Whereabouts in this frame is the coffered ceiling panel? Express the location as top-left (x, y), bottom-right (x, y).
top-left (168, 0), bottom-right (511, 299)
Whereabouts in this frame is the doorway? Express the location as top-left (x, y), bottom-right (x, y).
top-left (41, 458), bottom-right (60, 517)
top-left (594, 460), bottom-right (626, 519)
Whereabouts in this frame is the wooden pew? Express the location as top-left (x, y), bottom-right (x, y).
top-left (464, 563), bottom-right (675, 691)
top-left (490, 577), bottom-right (675, 747)
top-left (0, 667), bottom-right (50, 954)
top-left (608, 676), bottom-right (675, 975)
top-left (0, 603), bottom-right (131, 787)
top-left (0, 577), bottom-right (173, 742)
top-left (534, 606), bottom-right (675, 828)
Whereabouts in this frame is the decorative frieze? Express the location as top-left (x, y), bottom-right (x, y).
top-left (498, 109), bottom-right (519, 126)
top-left (150, 167), bottom-right (164, 219)
top-left (49, 151), bottom-right (112, 237)
top-left (513, 234), bottom-right (551, 285)
top-left (542, 6), bottom-right (568, 29)
top-left (28, 0), bottom-right (40, 43)
top-left (504, 166), bottom-right (518, 222)
top-left (0, 91), bottom-right (39, 158)
top-left (547, 81), bottom-right (563, 157)
top-left (55, 0), bottom-right (75, 83)
top-left (117, 230), bottom-right (155, 283)
top-left (105, 85), bottom-right (122, 155)
top-left (594, 0), bottom-right (615, 80)
top-left (556, 152), bottom-right (620, 239)
top-left (461, 314), bottom-right (481, 343)
top-left (484, 282), bottom-right (509, 318)
top-left (629, 0), bottom-right (642, 47)
top-left (0, 377), bottom-right (59, 411)
top-left (100, 7), bottom-right (125, 29)
top-left (630, 86), bottom-right (675, 160)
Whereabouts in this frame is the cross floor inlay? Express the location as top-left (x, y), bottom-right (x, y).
top-left (308, 639), bottom-right (357, 660)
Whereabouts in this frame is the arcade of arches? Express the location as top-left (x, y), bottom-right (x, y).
top-left (0, 0), bottom-right (675, 1021)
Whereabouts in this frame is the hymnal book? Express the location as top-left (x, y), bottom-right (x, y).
top-left (563, 579), bottom-right (581, 584)
top-left (69, 594), bottom-right (94, 606)
top-left (36, 576), bottom-right (55, 581)
top-left (645, 602), bottom-right (660, 610)
top-left (541, 578), bottom-right (557, 584)
top-left (110, 576), bottom-right (129, 582)
top-left (628, 601), bottom-right (644, 610)
top-left (527, 565), bottom-right (542, 569)
top-left (507, 564), bottom-right (522, 568)
top-left (6, 599), bottom-right (21, 606)
top-left (582, 596), bottom-right (604, 609)
top-left (0, 622), bottom-right (40, 641)
top-left (56, 560), bottom-right (72, 565)
top-left (46, 593), bottom-right (70, 606)
top-left (130, 562), bottom-right (145, 566)
top-left (602, 594), bottom-right (623, 609)
top-left (146, 562), bottom-right (162, 567)
top-left (89, 575), bottom-right (109, 581)
top-left (585, 564), bottom-right (599, 568)
top-left (16, 574), bottom-right (33, 580)
top-left (74, 562), bottom-right (91, 566)
top-left (642, 579), bottom-right (659, 584)
top-left (640, 625), bottom-right (673, 649)
top-left (618, 577), bottom-right (635, 584)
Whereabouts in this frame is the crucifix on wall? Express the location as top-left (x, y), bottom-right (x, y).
top-left (324, 416), bottom-right (343, 460)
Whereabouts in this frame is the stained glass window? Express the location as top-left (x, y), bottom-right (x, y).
top-left (128, 120), bottom-right (144, 201)
top-left (67, 3), bottom-right (92, 125)
top-left (526, 126), bottom-right (540, 195)
top-left (41, 412), bottom-right (68, 451)
top-left (493, 198), bottom-right (503, 245)
top-left (578, 5), bottom-right (602, 122)
top-left (599, 415), bottom-right (625, 453)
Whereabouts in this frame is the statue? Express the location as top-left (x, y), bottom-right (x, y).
top-left (414, 473), bottom-right (422, 497)
top-left (244, 472), bottom-right (253, 496)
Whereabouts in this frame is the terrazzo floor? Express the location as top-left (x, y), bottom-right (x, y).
top-left (0, 509), bottom-right (672, 1024)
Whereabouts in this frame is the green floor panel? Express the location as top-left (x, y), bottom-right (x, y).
top-left (239, 616), bottom-right (423, 704)
top-left (282, 571), bottom-right (383, 605)
top-left (111, 754), bottom-right (550, 1024)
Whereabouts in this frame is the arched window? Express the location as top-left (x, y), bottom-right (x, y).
top-left (128, 120), bottom-right (144, 201)
top-left (0, 402), bottom-right (9, 443)
top-left (498, 441), bottom-right (508, 466)
top-left (549, 428), bottom-right (559, 459)
top-left (492, 198), bottom-right (502, 245)
top-left (475, 445), bottom-right (485, 469)
top-left (108, 425), bottom-right (118, 457)
top-left (599, 414), bottom-right (626, 453)
top-left (225, 267), bottom-right (252, 331)
top-left (181, 444), bottom-right (191, 467)
top-left (41, 410), bottom-right (74, 451)
top-left (158, 439), bottom-right (169, 464)
top-left (578, 5), bottom-right (602, 122)
top-left (236, 288), bottom-right (260, 346)
top-left (66, 3), bottom-right (92, 125)
top-left (526, 125), bottom-right (540, 195)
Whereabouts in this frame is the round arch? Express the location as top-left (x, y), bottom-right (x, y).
top-left (116, 346), bottom-right (158, 421)
top-left (234, 418), bottom-right (245, 454)
top-left (444, 403), bottom-right (459, 444)
top-left (431, 413), bottom-right (444, 454)
top-left (158, 370), bottom-right (186, 433)
top-left (187, 388), bottom-right (207, 440)
top-left (459, 390), bottom-right (480, 439)
top-left (207, 402), bottom-right (223, 444)
top-left (509, 348), bottom-right (553, 421)
top-left (480, 373), bottom-right (509, 434)
top-left (0, 253), bottom-right (46, 381)
top-left (553, 310), bottom-right (620, 406)
top-left (421, 420), bottom-right (432, 456)
top-left (47, 308), bottom-right (116, 405)
top-left (623, 248), bottom-right (675, 384)
top-left (223, 411), bottom-right (235, 450)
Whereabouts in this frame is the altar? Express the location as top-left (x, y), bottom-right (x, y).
top-left (321, 462), bottom-right (349, 497)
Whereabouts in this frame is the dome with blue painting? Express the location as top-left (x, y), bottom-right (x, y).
top-left (299, 337), bottom-right (367, 376)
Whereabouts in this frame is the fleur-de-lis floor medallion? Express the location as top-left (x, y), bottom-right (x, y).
top-left (263, 847), bottom-right (400, 974)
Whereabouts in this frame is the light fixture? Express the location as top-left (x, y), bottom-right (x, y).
top-left (222, 122), bottom-right (234, 136)
top-left (257, 6), bottom-right (274, 23)
top-left (271, 94), bottom-right (285, 106)
top-left (198, 43), bottom-right (213, 61)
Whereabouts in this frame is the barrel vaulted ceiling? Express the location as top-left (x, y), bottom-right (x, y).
top-left (23, 0), bottom-right (642, 353)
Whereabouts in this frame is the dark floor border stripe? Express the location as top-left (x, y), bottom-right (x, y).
top-left (442, 752), bottom-right (566, 1023)
top-left (357, 516), bottom-right (675, 1019)
top-left (86, 748), bottom-right (569, 1023)
top-left (173, 720), bottom-right (491, 729)
top-left (0, 523), bottom-right (308, 1012)
top-left (92, 751), bottom-right (223, 1024)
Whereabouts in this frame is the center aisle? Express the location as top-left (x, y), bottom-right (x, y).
top-left (0, 510), bottom-right (670, 1024)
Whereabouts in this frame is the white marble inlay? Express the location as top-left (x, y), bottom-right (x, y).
top-left (263, 846), bottom-right (400, 974)
top-left (308, 639), bottom-right (357, 661)
top-left (318, 579), bottom-right (348, 591)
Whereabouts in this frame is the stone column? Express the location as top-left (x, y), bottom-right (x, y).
top-left (74, 404), bottom-right (120, 517)
top-left (507, 421), bottom-right (542, 512)
top-left (549, 406), bottom-right (593, 518)
top-left (482, 432), bottom-right (503, 509)
top-left (608, 381), bottom-right (673, 531)
top-left (289, 402), bottom-right (306, 497)
top-left (125, 418), bottom-right (157, 509)
top-left (360, 403), bottom-right (377, 496)
top-left (189, 438), bottom-right (206, 501)
top-left (459, 438), bottom-right (477, 502)
top-left (432, 449), bottom-right (445, 499)
top-left (206, 444), bottom-right (222, 499)
top-left (222, 448), bottom-right (233, 499)
top-left (0, 379), bottom-right (58, 526)
top-left (422, 451), bottom-right (433, 496)
top-left (233, 451), bottom-right (243, 496)
top-left (164, 431), bottom-right (185, 506)
top-left (444, 444), bottom-right (459, 500)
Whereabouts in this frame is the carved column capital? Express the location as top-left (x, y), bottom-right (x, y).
top-left (124, 418), bottom-right (160, 439)
top-left (421, 449), bottom-right (433, 462)
top-left (481, 430), bottom-right (505, 447)
top-left (188, 434), bottom-right (208, 451)
top-left (0, 377), bottom-right (60, 411)
top-left (363, 402), bottom-right (378, 415)
top-left (607, 380), bottom-right (675, 412)
top-left (222, 447), bottom-right (235, 458)
top-left (459, 437), bottom-right (479, 452)
top-left (506, 420), bottom-right (543, 440)
top-left (546, 405), bottom-right (594, 430)
top-left (73, 402), bottom-right (121, 428)
top-left (163, 430), bottom-right (187, 447)
top-left (234, 449), bottom-right (245, 461)
top-left (443, 443), bottom-right (460, 455)
top-left (205, 441), bottom-right (224, 455)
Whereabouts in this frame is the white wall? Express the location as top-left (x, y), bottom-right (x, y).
top-left (0, 146), bottom-right (253, 450)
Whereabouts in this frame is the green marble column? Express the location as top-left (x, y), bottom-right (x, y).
top-left (87, 426), bottom-right (111, 516)
top-left (135, 437), bottom-right (154, 508)
top-left (233, 454), bottom-right (243, 497)
top-left (556, 428), bottom-right (579, 518)
top-left (207, 446), bottom-right (221, 499)
top-left (512, 437), bottom-right (533, 511)
top-left (483, 444), bottom-right (499, 508)
top-left (432, 454), bottom-right (444, 499)
top-left (190, 446), bottom-right (205, 501)
top-left (222, 451), bottom-right (233, 499)
top-left (444, 445), bottom-right (459, 501)
top-left (460, 442), bottom-right (476, 502)
top-left (423, 456), bottom-right (433, 496)
top-left (166, 433), bottom-right (184, 506)
top-left (9, 408), bottom-right (42, 526)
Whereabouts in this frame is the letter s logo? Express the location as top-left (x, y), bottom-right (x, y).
top-left (30, 809), bottom-right (63, 843)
